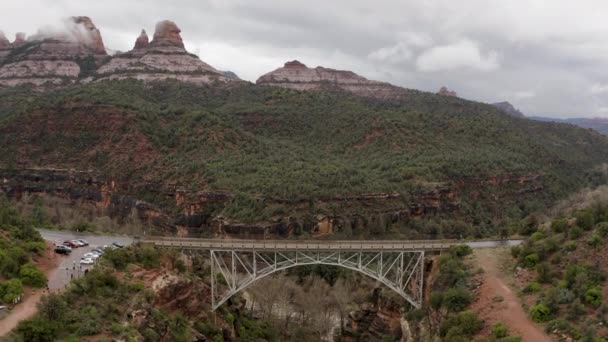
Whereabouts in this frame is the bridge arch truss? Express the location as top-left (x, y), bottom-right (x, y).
top-left (210, 249), bottom-right (425, 310)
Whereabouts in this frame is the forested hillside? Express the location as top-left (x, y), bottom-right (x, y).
top-left (1, 80), bottom-right (608, 238)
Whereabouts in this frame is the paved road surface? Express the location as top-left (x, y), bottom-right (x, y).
top-left (140, 236), bottom-right (524, 252)
top-left (38, 229), bottom-right (133, 290)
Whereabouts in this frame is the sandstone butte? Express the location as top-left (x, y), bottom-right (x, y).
top-left (256, 60), bottom-right (413, 101)
top-left (0, 17), bottom-right (231, 88)
top-left (437, 86), bottom-right (458, 97)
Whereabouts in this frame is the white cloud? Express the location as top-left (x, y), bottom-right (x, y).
top-left (416, 39), bottom-right (499, 72)
top-left (368, 42), bottom-right (412, 63)
top-left (590, 83), bottom-right (608, 94)
top-left (513, 90), bottom-right (536, 100)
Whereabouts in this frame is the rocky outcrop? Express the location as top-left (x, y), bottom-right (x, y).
top-left (0, 31), bottom-right (9, 48)
top-left (133, 30), bottom-right (149, 50)
top-left (13, 33), bottom-right (26, 46)
top-left (95, 20), bottom-right (231, 85)
top-left (0, 17), bottom-right (108, 88)
top-left (0, 17), bottom-right (233, 88)
top-left (492, 101), bottom-right (525, 118)
top-left (437, 86), bottom-right (457, 97)
top-left (150, 21), bottom-right (184, 48)
top-left (221, 70), bottom-right (241, 80)
top-left (257, 60), bottom-right (411, 101)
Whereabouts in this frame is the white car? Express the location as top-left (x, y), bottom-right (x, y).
top-left (83, 253), bottom-right (100, 259)
top-left (80, 258), bottom-right (95, 265)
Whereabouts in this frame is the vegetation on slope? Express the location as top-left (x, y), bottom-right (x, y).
top-left (1, 80), bottom-right (608, 232)
top-left (511, 199), bottom-right (608, 340)
top-left (0, 196), bottom-right (48, 305)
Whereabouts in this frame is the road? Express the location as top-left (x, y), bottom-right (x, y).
top-left (38, 229), bottom-right (133, 290)
top-left (139, 236), bottom-right (524, 252)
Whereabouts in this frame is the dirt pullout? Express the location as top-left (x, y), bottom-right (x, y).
top-left (0, 242), bottom-right (60, 337)
top-left (471, 248), bottom-right (551, 342)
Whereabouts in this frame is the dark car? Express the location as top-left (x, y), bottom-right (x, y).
top-left (112, 242), bottom-right (124, 248)
top-left (54, 245), bottom-right (72, 254)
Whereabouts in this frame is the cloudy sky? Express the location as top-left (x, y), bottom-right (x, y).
top-left (4, 0), bottom-right (608, 118)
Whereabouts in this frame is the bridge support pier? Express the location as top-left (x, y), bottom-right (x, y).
top-left (210, 249), bottom-right (425, 310)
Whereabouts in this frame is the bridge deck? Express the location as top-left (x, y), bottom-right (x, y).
top-left (139, 237), bottom-right (522, 252)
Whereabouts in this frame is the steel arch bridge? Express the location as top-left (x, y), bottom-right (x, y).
top-left (139, 237), bottom-right (522, 310)
top-left (209, 249), bottom-right (425, 310)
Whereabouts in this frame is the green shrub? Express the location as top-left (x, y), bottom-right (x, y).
top-left (587, 233), bottom-right (602, 247)
top-left (569, 225), bottom-right (583, 239)
top-left (564, 241), bottom-right (577, 252)
top-left (575, 210), bottom-right (595, 231)
top-left (551, 218), bottom-right (568, 233)
top-left (530, 303), bottom-right (551, 322)
top-left (430, 292), bottom-right (444, 310)
top-left (530, 232), bottom-right (544, 241)
top-left (492, 322), bottom-right (508, 338)
top-left (524, 282), bottom-right (542, 293)
top-left (443, 287), bottom-right (473, 312)
top-left (450, 245), bottom-right (473, 258)
top-left (440, 310), bottom-right (483, 338)
top-left (536, 262), bottom-right (553, 284)
top-left (596, 222), bottom-right (608, 238)
top-left (19, 263), bottom-right (47, 287)
top-left (16, 318), bottom-right (59, 341)
top-left (0, 278), bottom-right (23, 303)
top-left (524, 254), bottom-right (540, 268)
top-left (585, 287), bottom-right (603, 307)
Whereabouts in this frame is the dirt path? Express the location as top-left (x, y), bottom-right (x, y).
top-left (471, 248), bottom-right (551, 342)
top-left (0, 241), bottom-right (59, 338)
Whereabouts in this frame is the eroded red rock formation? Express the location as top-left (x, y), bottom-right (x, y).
top-left (150, 20), bottom-right (184, 48)
top-left (133, 29), bottom-right (149, 50)
top-left (437, 86), bottom-right (458, 97)
top-left (257, 60), bottom-right (412, 101)
top-left (13, 32), bottom-right (26, 46)
top-left (0, 31), bottom-right (9, 48)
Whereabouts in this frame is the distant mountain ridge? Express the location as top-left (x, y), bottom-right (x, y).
top-left (530, 116), bottom-right (608, 135)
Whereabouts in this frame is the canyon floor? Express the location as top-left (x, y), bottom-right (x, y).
top-left (471, 248), bottom-right (551, 342)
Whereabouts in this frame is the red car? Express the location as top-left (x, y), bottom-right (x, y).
top-left (63, 240), bottom-right (79, 248)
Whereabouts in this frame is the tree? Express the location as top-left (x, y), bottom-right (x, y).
top-left (551, 218), bottom-right (568, 233)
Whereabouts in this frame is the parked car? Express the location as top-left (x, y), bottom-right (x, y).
top-left (75, 239), bottom-right (89, 246)
top-left (92, 248), bottom-right (104, 255)
top-left (83, 253), bottom-right (100, 259)
top-left (54, 245), bottom-right (72, 254)
top-left (80, 258), bottom-right (95, 265)
top-left (112, 242), bottom-right (125, 248)
top-left (63, 240), bottom-right (78, 248)
top-left (72, 240), bottom-right (86, 247)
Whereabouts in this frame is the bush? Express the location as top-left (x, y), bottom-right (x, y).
top-left (596, 222), bottom-right (608, 238)
top-left (536, 262), bottom-right (553, 284)
top-left (575, 210), bottom-right (595, 231)
top-left (551, 218), bottom-right (568, 233)
top-left (587, 233), bottom-right (602, 247)
top-left (585, 287), bottom-right (603, 307)
top-left (443, 287), bottom-right (473, 312)
top-left (530, 303), bottom-right (551, 322)
top-left (492, 322), bottom-right (508, 338)
top-left (450, 245), bottom-right (473, 258)
top-left (530, 231), bottom-right (544, 241)
top-left (501, 337), bottom-right (523, 342)
top-left (440, 310), bottom-right (483, 338)
top-left (569, 225), bottom-right (583, 239)
top-left (19, 263), bottom-right (47, 287)
top-left (16, 318), bottom-right (58, 341)
top-left (524, 282), bottom-right (542, 293)
top-left (524, 254), bottom-right (540, 268)
top-left (564, 241), bottom-right (577, 252)
top-left (0, 278), bottom-right (23, 303)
